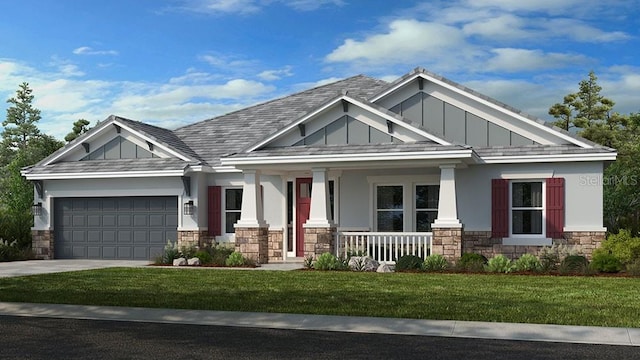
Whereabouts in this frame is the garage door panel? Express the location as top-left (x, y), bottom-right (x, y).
top-left (54, 196), bottom-right (177, 260)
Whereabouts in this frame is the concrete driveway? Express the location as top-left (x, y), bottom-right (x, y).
top-left (0, 260), bottom-right (150, 278)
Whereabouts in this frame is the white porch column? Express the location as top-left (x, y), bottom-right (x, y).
top-left (235, 169), bottom-right (267, 228)
top-left (304, 168), bottom-right (334, 228)
top-left (433, 164), bottom-right (462, 228)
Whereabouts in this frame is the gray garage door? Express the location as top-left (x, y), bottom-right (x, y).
top-left (54, 197), bottom-right (178, 260)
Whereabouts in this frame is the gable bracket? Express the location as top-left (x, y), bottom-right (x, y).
top-left (418, 77), bottom-right (424, 90)
top-left (181, 176), bottom-right (191, 197)
top-left (81, 142), bottom-right (90, 153)
top-left (114, 124), bottom-right (121, 133)
top-left (298, 124), bottom-right (306, 137)
top-left (386, 120), bottom-right (393, 134)
top-left (342, 99), bottom-right (349, 113)
top-left (147, 141), bottom-right (154, 151)
top-left (33, 180), bottom-right (44, 199)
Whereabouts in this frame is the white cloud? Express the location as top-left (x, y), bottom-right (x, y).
top-left (326, 19), bottom-right (473, 69)
top-left (485, 48), bottom-right (589, 72)
top-left (257, 66), bottom-right (293, 81)
top-left (464, 0), bottom-right (585, 14)
top-left (73, 46), bottom-right (119, 56)
top-left (539, 18), bottom-right (630, 42)
top-left (462, 14), bottom-right (529, 40)
top-left (173, 0), bottom-right (343, 15)
top-left (285, 0), bottom-right (345, 11)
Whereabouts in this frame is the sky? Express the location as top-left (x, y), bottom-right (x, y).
top-left (0, 0), bottom-right (639, 141)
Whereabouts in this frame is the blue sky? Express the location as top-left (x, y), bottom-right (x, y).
top-left (1, 0), bottom-right (638, 140)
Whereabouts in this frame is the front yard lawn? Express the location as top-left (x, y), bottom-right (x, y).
top-left (0, 268), bottom-right (639, 327)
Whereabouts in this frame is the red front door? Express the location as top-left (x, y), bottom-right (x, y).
top-left (296, 178), bottom-right (312, 257)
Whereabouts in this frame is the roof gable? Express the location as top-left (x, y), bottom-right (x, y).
top-left (371, 68), bottom-right (595, 149)
top-left (38, 115), bottom-right (200, 167)
top-left (244, 94), bottom-right (450, 152)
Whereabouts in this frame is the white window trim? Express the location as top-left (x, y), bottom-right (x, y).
top-left (219, 186), bottom-right (243, 241)
top-left (504, 179), bottom-right (552, 246)
top-left (371, 179), bottom-right (439, 232)
top-left (415, 184), bottom-right (439, 232)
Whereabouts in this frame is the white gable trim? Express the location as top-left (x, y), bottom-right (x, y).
top-left (480, 152), bottom-right (616, 164)
top-left (371, 72), bottom-right (593, 148)
top-left (42, 118), bottom-right (193, 166)
top-left (23, 169), bottom-right (186, 180)
top-left (245, 95), bottom-right (450, 152)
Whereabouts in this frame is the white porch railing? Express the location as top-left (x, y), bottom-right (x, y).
top-left (336, 232), bottom-right (432, 263)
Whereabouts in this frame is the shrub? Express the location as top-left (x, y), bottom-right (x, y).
top-left (313, 252), bottom-right (342, 271)
top-left (539, 244), bottom-right (581, 271)
top-left (423, 254), bottom-right (448, 272)
top-left (559, 255), bottom-right (589, 274)
top-left (395, 255), bottom-right (424, 272)
top-left (303, 256), bottom-right (314, 269)
top-left (209, 243), bottom-right (235, 266)
top-left (179, 245), bottom-right (197, 260)
top-left (194, 250), bottom-right (213, 264)
top-left (626, 259), bottom-right (640, 276)
top-left (225, 251), bottom-right (245, 267)
top-left (457, 253), bottom-right (487, 272)
top-left (513, 254), bottom-right (542, 272)
top-left (598, 230), bottom-right (640, 265)
top-left (0, 239), bottom-right (23, 262)
top-left (155, 240), bottom-right (180, 265)
top-left (485, 254), bottom-right (513, 273)
top-left (589, 252), bottom-right (622, 273)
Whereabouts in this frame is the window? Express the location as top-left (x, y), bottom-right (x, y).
top-left (415, 185), bottom-right (439, 232)
top-left (225, 188), bottom-right (243, 233)
top-left (375, 184), bottom-right (439, 232)
top-left (511, 181), bottom-right (543, 235)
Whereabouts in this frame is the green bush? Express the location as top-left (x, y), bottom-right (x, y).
top-left (155, 240), bottom-right (179, 265)
top-left (485, 254), bottom-right (513, 273)
top-left (225, 251), bottom-right (245, 267)
top-left (626, 259), bottom-right (640, 276)
top-left (210, 244), bottom-right (235, 266)
top-left (589, 252), bottom-right (622, 273)
top-left (538, 244), bottom-right (581, 271)
top-left (423, 254), bottom-right (448, 272)
top-left (559, 255), bottom-right (589, 274)
top-left (194, 250), bottom-right (213, 264)
top-left (179, 245), bottom-right (197, 259)
top-left (513, 254), bottom-right (542, 272)
top-left (457, 253), bottom-right (487, 272)
top-left (313, 252), bottom-right (342, 271)
top-left (395, 255), bottom-right (424, 272)
top-left (0, 239), bottom-right (22, 262)
top-left (598, 230), bottom-right (640, 265)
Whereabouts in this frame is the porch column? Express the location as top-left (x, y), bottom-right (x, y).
top-left (303, 168), bottom-right (336, 258)
top-left (235, 169), bottom-right (268, 264)
top-left (305, 168), bottom-right (333, 227)
top-left (236, 169), bottom-right (266, 228)
top-left (433, 164), bottom-right (462, 228)
top-left (432, 164), bottom-right (463, 263)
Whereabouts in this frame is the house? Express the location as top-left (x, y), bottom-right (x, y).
top-left (22, 68), bottom-right (615, 262)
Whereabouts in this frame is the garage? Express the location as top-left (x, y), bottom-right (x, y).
top-left (53, 197), bottom-right (178, 260)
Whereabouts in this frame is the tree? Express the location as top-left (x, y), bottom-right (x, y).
top-left (548, 71), bottom-right (615, 136)
top-left (1, 82), bottom-right (42, 157)
top-left (64, 119), bottom-right (91, 142)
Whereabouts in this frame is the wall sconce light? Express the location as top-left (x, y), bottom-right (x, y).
top-left (31, 202), bottom-right (43, 216)
top-left (183, 200), bottom-right (194, 215)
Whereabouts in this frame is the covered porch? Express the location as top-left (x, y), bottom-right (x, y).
top-left (221, 144), bottom-right (476, 264)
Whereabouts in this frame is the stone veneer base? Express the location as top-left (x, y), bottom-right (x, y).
top-left (303, 227), bottom-right (336, 259)
top-left (268, 230), bottom-right (284, 262)
top-left (431, 227), bottom-right (463, 263)
top-left (177, 230), bottom-right (212, 249)
top-left (235, 227), bottom-right (269, 264)
top-left (31, 230), bottom-right (54, 260)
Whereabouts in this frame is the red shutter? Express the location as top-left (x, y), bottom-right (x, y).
top-left (546, 178), bottom-right (564, 238)
top-left (491, 179), bottom-right (509, 238)
top-left (208, 186), bottom-right (222, 236)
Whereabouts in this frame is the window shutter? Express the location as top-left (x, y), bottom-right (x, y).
top-left (546, 178), bottom-right (564, 238)
top-left (491, 179), bottom-right (509, 238)
top-left (208, 186), bottom-right (222, 236)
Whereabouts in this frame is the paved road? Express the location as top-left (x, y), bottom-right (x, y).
top-left (1, 315), bottom-right (638, 360)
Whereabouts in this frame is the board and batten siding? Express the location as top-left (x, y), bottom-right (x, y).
top-left (390, 92), bottom-right (537, 147)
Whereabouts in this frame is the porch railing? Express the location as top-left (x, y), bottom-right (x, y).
top-left (335, 232), bottom-right (432, 263)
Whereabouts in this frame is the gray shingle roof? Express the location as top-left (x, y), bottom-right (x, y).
top-left (226, 142), bottom-right (467, 158)
top-left (173, 75), bottom-right (389, 166)
top-left (473, 145), bottom-right (615, 157)
top-left (24, 158), bottom-right (192, 175)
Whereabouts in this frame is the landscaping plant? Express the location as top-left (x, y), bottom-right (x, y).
top-left (313, 252), bottom-right (343, 270)
top-left (456, 253), bottom-right (487, 272)
top-left (225, 251), bottom-right (245, 267)
top-left (395, 255), bottom-right (423, 272)
top-left (597, 230), bottom-right (640, 265)
top-left (559, 255), bottom-right (589, 274)
top-left (513, 254), bottom-right (542, 272)
top-left (485, 254), bottom-right (513, 273)
top-left (422, 254), bottom-right (448, 272)
top-left (589, 252), bottom-right (622, 273)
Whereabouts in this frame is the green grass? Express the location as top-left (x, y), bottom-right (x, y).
top-left (1, 268), bottom-right (639, 327)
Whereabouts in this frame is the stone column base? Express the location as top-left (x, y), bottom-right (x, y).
top-left (431, 227), bottom-right (462, 263)
top-left (177, 230), bottom-right (211, 249)
top-left (563, 231), bottom-right (605, 260)
top-left (304, 227), bottom-right (336, 259)
top-left (268, 229), bottom-right (284, 262)
top-left (31, 230), bottom-right (54, 260)
top-left (235, 227), bottom-right (269, 264)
